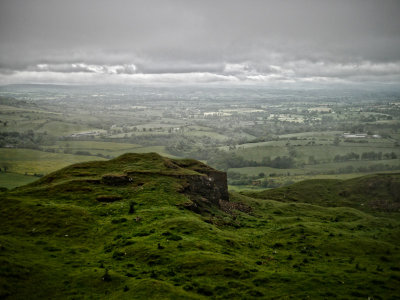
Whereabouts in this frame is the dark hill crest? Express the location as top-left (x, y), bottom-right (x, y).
top-left (21, 152), bottom-right (229, 211)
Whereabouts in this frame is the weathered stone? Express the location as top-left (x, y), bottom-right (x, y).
top-left (101, 174), bottom-right (132, 186)
top-left (177, 170), bottom-right (229, 208)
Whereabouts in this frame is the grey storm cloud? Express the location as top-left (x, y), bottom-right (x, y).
top-left (0, 0), bottom-right (400, 85)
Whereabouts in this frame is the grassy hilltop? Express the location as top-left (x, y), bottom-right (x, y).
top-left (0, 153), bottom-right (400, 299)
top-left (243, 174), bottom-right (400, 213)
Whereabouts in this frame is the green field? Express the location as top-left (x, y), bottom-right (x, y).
top-left (55, 141), bottom-right (142, 151)
top-left (48, 141), bottom-right (143, 156)
top-left (127, 145), bottom-right (175, 157)
top-left (36, 120), bottom-right (96, 136)
top-left (0, 172), bottom-right (38, 189)
top-left (1, 88), bottom-right (399, 192)
top-left (304, 159), bottom-right (400, 173)
top-left (223, 133), bottom-right (400, 190)
top-left (234, 145), bottom-right (290, 159)
top-left (233, 141), bottom-right (399, 163)
top-left (229, 166), bottom-right (305, 176)
top-left (185, 130), bottom-right (228, 140)
top-left (0, 148), bottom-right (107, 175)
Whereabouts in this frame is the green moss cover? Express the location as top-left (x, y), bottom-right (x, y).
top-left (0, 153), bottom-right (399, 299)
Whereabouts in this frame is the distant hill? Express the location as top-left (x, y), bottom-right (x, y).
top-left (243, 173), bottom-right (400, 213)
top-left (1, 154), bottom-right (399, 299)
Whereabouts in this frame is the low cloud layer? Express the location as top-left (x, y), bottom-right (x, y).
top-left (1, 0), bottom-right (399, 86)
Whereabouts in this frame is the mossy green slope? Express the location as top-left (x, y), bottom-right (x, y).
top-left (0, 154), bottom-right (400, 299)
top-left (242, 173), bottom-right (400, 214)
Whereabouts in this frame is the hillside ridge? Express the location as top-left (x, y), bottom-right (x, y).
top-left (1, 154), bottom-right (400, 299)
top-left (243, 173), bottom-right (400, 213)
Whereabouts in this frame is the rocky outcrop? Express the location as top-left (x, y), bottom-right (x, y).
top-left (100, 166), bottom-right (229, 209)
top-left (102, 174), bottom-right (132, 186)
top-left (177, 170), bottom-right (229, 208)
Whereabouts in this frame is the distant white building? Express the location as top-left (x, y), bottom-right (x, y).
top-left (70, 131), bottom-right (101, 137)
top-left (343, 133), bottom-right (367, 138)
top-left (203, 112), bottom-right (231, 117)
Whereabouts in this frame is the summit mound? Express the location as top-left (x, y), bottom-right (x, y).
top-left (23, 152), bottom-right (229, 212)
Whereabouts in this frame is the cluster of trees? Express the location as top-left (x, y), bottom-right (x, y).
top-left (207, 153), bottom-right (295, 171)
top-left (334, 151), bottom-right (397, 162)
top-left (328, 163), bottom-right (400, 174)
top-left (207, 153), bottom-right (257, 170)
top-left (227, 171), bottom-right (285, 188)
top-left (343, 139), bottom-right (369, 144)
top-left (333, 152), bottom-right (361, 162)
top-left (261, 156), bottom-right (295, 169)
top-left (361, 151), bottom-right (397, 160)
top-left (0, 131), bottom-right (55, 149)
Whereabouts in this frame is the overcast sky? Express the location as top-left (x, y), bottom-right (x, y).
top-left (0, 0), bottom-right (399, 86)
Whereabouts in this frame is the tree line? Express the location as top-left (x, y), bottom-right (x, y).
top-left (333, 151), bottom-right (397, 162)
